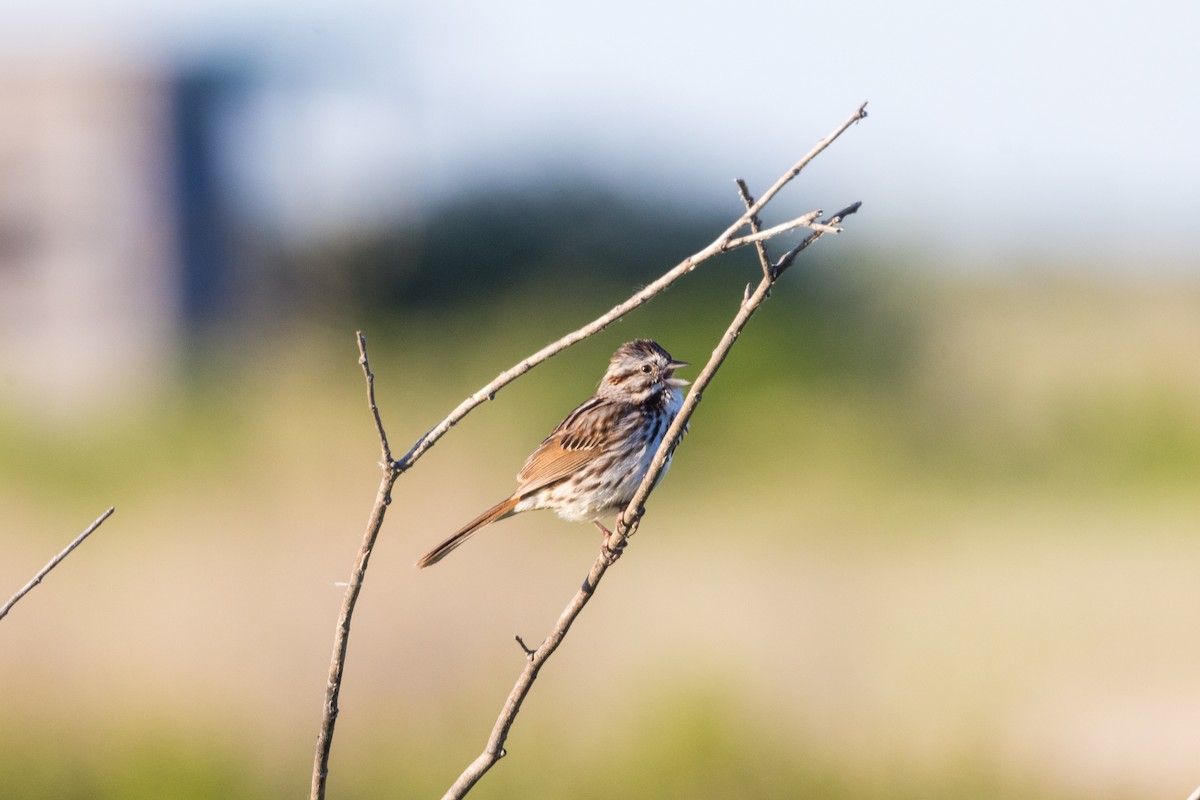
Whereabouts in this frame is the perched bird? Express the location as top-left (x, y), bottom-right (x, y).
top-left (417, 339), bottom-right (689, 568)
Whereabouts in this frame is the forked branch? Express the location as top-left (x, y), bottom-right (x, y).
top-left (310, 101), bottom-right (868, 800)
top-left (393, 102), bottom-right (869, 473)
top-left (310, 334), bottom-right (399, 800)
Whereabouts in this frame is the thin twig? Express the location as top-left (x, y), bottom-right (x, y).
top-left (439, 106), bottom-right (866, 798)
top-left (771, 202), bottom-right (863, 278)
top-left (310, 333), bottom-right (399, 800)
top-left (0, 507), bottom-right (115, 623)
top-left (722, 209), bottom-right (826, 250)
top-left (359, 331), bottom-right (394, 464)
top-left (735, 179), bottom-right (773, 278)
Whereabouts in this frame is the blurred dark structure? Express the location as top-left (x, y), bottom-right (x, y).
top-left (285, 182), bottom-right (729, 317)
top-left (0, 53), bottom-right (884, 419)
top-left (170, 65), bottom-right (247, 331)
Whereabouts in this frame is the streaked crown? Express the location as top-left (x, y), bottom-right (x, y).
top-left (598, 339), bottom-right (689, 404)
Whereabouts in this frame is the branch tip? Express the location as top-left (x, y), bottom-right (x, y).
top-left (514, 634), bottom-right (537, 659)
top-left (834, 200), bottom-right (863, 220)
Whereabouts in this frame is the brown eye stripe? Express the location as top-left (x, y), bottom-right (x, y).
top-left (607, 367), bottom-right (644, 383)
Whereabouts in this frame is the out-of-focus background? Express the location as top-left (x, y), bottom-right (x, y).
top-left (3, 1), bottom-right (1198, 798)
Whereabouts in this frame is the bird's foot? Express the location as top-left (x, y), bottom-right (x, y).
top-left (595, 520), bottom-right (626, 565)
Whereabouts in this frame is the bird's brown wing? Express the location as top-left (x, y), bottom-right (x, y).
top-left (515, 396), bottom-right (615, 496)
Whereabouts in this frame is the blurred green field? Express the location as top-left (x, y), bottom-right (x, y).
top-left (2, 266), bottom-right (1199, 799)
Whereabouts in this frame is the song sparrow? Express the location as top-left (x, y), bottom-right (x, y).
top-left (416, 339), bottom-right (689, 568)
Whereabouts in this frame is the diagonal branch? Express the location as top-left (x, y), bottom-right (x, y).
top-left (607, 202), bottom-right (860, 557)
top-left (1, 506), bottom-right (115, 623)
top-left (440, 186), bottom-right (864, 800)
top-left (393, 102), bottom-right (868, 475)
top-left (770, 201), bottom-right (863, 279)
top-left (721, 209), bottom-right (827, 250)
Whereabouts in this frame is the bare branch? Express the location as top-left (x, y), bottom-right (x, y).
top-left (310, 334), bottom-right (400, 800)
top-left (722, 209), bottom-right (824, 250)
top-left (606, 208), bottom-right (864, 556)
top-left (309, 102), bottom-right (868, 799)
top-left (393, 102), bottom-right (869, 476)
top-left (439, 105), bottom-right (866, 798)
top-left (358, 331), bottom-right (393, 464)
top-left (441, 557), bottom-right (612, 800)
top-left (735, 101), bottom-right (867, 228)
top-left (513, 635), bottom-right (537, 659)
top-left (735, 178), bottom-right (773, 278)
top-left (0, 507), bottom-right (115, 623)
top-left (771, 201), bottom-right (863, 278)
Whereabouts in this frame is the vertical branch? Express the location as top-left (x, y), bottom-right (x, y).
top-left (735, 178), bottom-right (774, 277)
top-left (0, 506), bottom-right (115, 623)
top-left (310, 333), bottom-right (399, 800)
top-left (360, 331), bottom-right (394, 465)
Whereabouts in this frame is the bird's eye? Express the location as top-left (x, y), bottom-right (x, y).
top-left (640, 364), bottom-right (652, 374)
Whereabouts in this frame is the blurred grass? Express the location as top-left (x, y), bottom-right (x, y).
top-left (2, 266), bottom-right (1199, 798)
top-left (0, 689), bottom-right (1122, 800)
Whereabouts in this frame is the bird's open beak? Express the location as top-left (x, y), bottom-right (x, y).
top-left (666, 359), bottom-right (690, 387)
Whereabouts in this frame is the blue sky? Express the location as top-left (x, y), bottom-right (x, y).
top-left (7, 0), bottom-right (1199, 267)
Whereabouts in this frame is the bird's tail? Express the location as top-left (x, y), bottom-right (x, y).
top-left (416, 496), bottom-right (520, 569)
